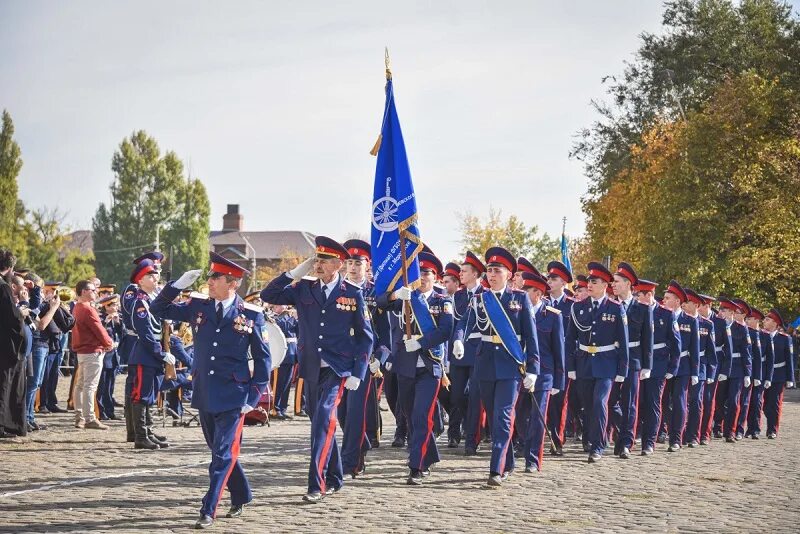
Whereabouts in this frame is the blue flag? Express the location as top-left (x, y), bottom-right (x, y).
top-left (561, 229), bottom-right (572, 276)
top-left (370, 78), bottom-right (423, 295)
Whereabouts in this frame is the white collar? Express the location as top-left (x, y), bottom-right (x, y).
top-left (421, 289), bottom-right (434, 300)
top-left (214, 294), bottom-right (236, 311)
top-left (592, 296), bottom-right (606, 307)
top-left (321, 273), bottom-right (340, 293)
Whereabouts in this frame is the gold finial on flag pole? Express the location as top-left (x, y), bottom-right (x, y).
top-left (370, 47), bottom-right (391, 156)
top-left (385, 46), bottom-right (392, 80)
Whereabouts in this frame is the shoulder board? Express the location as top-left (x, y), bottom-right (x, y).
top-left (243, 302), bottom-right (263, 313)
top-left (344, 279), bottom-right (363, 289)
top-left (607, 297), bottom-right (620, 305)
top-left (301, 276), bottom-right (318, 282)
top-left (433, 282), bottom-right (446, 290)
top-left (564, 295), bottom-right (575, 302)
top-left (658, 304), bottom-right (670, 311)
top-left (188, 291), bottom-right (209, 300)
top-left (546, 305), bottom-right (561, 315)
top-left (778, 331), bottom-right (790, 337)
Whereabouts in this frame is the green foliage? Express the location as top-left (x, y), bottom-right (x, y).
top-left (0, 110), bottom-right (24, 253)
top-left (92, 130), bottom-right (210, 285)
top-left (458, 207), bottom-right (560, 270)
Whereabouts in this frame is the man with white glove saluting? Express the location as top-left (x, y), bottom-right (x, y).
top-left (260, 237), bottom-right (373, 504)
top-left (151, 252), bottom-right (272, 529)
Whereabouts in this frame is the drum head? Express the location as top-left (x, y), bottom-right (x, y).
top-left (266, 320), bottom-right (288, 367)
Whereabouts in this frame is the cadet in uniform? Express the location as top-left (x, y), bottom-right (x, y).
top-left (547, 261), bottom-right (577, 447)
top-left (519, 271), bottom-right (564, 471)
top-left (566, 262), bottom-right (628, 463)
top-left (700, 295), bottom-right (734, 444)
top-left (684, 289), bottom-right (717, 447)
top-left (151, 252), bottom-right (271, 529)
top-left (732, 299), bottom-right (761, 439)
top-left (377, 251), bottom-right (453, 485)
top-left (272, 303), bottom-right (298, 420)
top-left (715, 298), bottom-right (753, 443)
top-left (745, 307), bottom-right (768, 438)
top-left (763, 309), bottom-right (794, 439)
top-left (260, 236), bottom-right (373, 503)
top-left (610, 263), bottom-right (652, 459)
top-left (449, 251), bottom-right (486, 453)
top-left (455, 247), bottom-right (538, 485)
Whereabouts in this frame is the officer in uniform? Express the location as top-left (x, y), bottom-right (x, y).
top-left (715, 298), bottom-right (753, 442)
top-left (684, 289), bottom-right (717, 447)
top-left (151, 252), bottom-right (271, 529)
top-left (271, 303), bottom-right (298, 420)
top-left (338, 239), bottom-right (387, 477)
top-left (455, 247), bottom-right (538, 485)
top-left (449, 251), bottom-right (486, 453)
top-left (660, 281), bottom-right (700, 452)
top-left (519, 271), bottom-right (563, 471)
top-left (633, 280), bottom-right (680, 455)
top-left (745, 307), bottom-right (768, 438)
top-left (566, 262), bottom-right (627, 462)
top-left (125, 259), bottom-right (172, 450)
top-left (610, 263), bottom-right (652, 459)
top-left (546, 261), bottom-right (577, 447)
top-left (377, 251), bottom-right (452, 485)
top-left (260, 236), bottom-right (373, 503)
top-left (762, 308), bottom-right (794, 439)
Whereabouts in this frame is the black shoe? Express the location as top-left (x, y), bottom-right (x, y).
top-left (302, 491), bottom-right (324, 503)
top-left (524, 465), bottom-right (535, 473)
top-left (135, 437), bottom-right (159, 450)
top-left (582, 444), bottom-right (590, 453)
top-left (27, 422), bottom-right (37, 432)
top-left (391, 437), bottom-right (406, 448)
top-left (464, 448), bottom-right (478, 456)
top-left (195, 514), bottom-right (213, 529)
top-left (448, 437), bottom-right (459, 448)
top-left (148, 434), bottom-right (170, 448)
top-left (325, 485), bottom-right (341, 495)
top-left (713, 430), bottom-right (723, 439)
top-left (37, 407), bottom-right (50, 414)
top-left (613, 443), bottom-right (622, 457)
top-left (767, 432), bottom-right (777, 439)
top-left (619, 447), bottom-right (631, 459)
top-left (369, 438), bottom-right (380, 448)
top-left (687, 441), bottom-right (697, 448)
top-left (49, 405), bottom-right (67, 413)
top-left (127, 435), bottom-right (135, 443)
top-left (725, 436), bottom-right (735, 443)
top-left (588, 452), bottom-right (601, 463)
top-left (226, 504), bottom-right (243, 518)
top-left (550, 445), bottom-right (563, 457)
top-left (500, 470), bottom-right (512, 481)
top-left (275, 412), bottom-right (289, 421)
top-left (699, 439), bottom-right (709, 446)
top-left (735, 433), bottom-right (743, 441)
top-left (295, 410), bottom-right (308, 418)
top-left (656, 434), bottom-right (667, 444)
top-left (407, 470), bottom-right (423, 485)
top-left (421, 468), bottom-right (431, 478)
top-left (668, 443), bottom-right (680, 452)
top-left (751, 434), bottom-right (760, 440)
top-left (641, 447), bottom-right (653, 456)
top-left (487, 474), bottom-right (502, 487)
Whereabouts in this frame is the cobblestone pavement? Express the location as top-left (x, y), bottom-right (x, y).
top-left (1, 378), bottom-right (798, 533)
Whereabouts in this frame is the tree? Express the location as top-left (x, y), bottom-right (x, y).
top-left (92, 131), bottom-right (210, 285)
top-left (458, 207), bottom-right (560, 270)
top-left (0, 110), bottom-right (24, 253)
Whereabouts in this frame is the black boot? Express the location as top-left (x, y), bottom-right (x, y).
top-left (125, 400), bottom-right (135, 442)
top-left (133, 404), bottom-right (158, 450)
top-left (145, 405), bottom-right (169, 448)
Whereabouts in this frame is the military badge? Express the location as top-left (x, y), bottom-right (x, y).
top-left (136, 306), bottom-right (147, 319)
top-left (260, 325), bottom-right (269, 343)
top-left (195, 311), bottom-right (206, 326)
top-left (509, 300), bottom-right (522, 312)
top-left (443, 302), bottom-right (453, 315)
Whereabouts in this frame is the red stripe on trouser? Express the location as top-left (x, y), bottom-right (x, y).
top-left (317, 378), bottom-right (346, 493)
top-left (131, 365), bottom-right (143, 403)
top-left (475, 402), bottom-right (486, 445)
top-left (776, 389), bottom-right (784, 433)
top-left (631, 382), bottom-right (641, 446)
top-left (702, 383), bottom-right (716, 440)
top-left (681, 383), bottom-right (689, 441)
top-left (729, 388), bottom-right (741, 438)
top-left (656, 379), bottom-right (667, 447)
top-left (558, 381), bottom-right (570, 443)
top-left (537, 394), bottom-right (551, 472)
top-left (418, 379), bottom-right (442, 470)
top-left (356, 377), bottom-right (372, 469)
top-left (498, 387), bottom-right (520, 475)
top-left (211, 415), bottom-right (245, 518)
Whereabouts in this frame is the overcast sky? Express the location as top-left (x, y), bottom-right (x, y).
top-left (4, 1), bottom-right (688, 262)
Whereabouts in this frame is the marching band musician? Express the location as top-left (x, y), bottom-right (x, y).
top-left (151, 252), bottom-right (271, 528)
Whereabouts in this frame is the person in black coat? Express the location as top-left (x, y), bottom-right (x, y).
top-left (0, 249), bottom-right (28, 438)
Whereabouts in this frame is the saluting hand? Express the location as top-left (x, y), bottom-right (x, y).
top-left (288, 257), bottom-right (315, 280)
top-left (174, 269), bottom-right (203, 290)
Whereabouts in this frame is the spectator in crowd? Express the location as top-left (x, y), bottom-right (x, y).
top-left (38, 281), bottom-right (74, 413)
top-left (71, 279), bottom-right (114, 430)
top-left (0, 248), bottom-right (28, 438)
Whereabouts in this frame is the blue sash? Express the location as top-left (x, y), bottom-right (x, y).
top-left (482, 291), bottom-right (526, 366)
top-left (409, 292), bottom-right (445, 362)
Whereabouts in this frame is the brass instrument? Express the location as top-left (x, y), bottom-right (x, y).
top-left (57, 286), bottom-right (76, 303)
top-left (176, 321), bottom-right (194, 349)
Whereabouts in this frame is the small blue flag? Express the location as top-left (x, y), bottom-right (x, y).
top-left (561, 228), bottom-right (572, 276)
top-left (370, 78), bottom-right (423, 295)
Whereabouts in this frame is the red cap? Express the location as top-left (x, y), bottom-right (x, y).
top-left (634, 279), bottom-right (658, 292)
top-left (521, 272), bottom-right (548, 293)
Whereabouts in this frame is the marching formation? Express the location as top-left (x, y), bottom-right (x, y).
top-left (2, 241), bottom-right (796, 531)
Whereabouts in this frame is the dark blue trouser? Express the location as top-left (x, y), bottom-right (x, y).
top-left (736, 382), bottom-right (752, 435)
top-left (668, 374), bottom-right (690, 445)
top-left (127, 364), bottom-right (162, 406)
top-left (40, 351), bottom-right (62, 410)
top-left (338, 374), bottom-right (373, 474)
top-left (723, 376), bottom-right (745, 438)
top-left (25, 343), bottom-right (49, 422)
top-left (684, 379), bottom-right (704, 444)
top-left (713, 379), bottom-right (730, 433)
top-left (462, 365), bottom-right (483, 451)
top-left (274, 362), bottom-right (294, 414)
top-left (97, 367), bottom-right (117, 419)
top-left (764, 382), bottom-right (786, 435)
top-left (615, 368), bottom-right (640, 451)
top-left (640, 376), bottom-right (666, 451)
top-left (198, 408), bottom-right (250, 518)
top-left (523, 389), bottom-right (550, 470)
top-left (305, 368), bottom-right (345, 494)
top-left (398, 368), bottom-right (441, 472)
top-left (366, 375), bottom-right (382, 444)
top-left (746, 383), bottom-right (764, 435)
top-left (480, 378), bottom-right (520, 474)
top-left (700, 380), bottom-right (717, 441)
top-left (547, 382), bottom-right (569, 448)
top-left (576, 378), bottom-right (614, 456)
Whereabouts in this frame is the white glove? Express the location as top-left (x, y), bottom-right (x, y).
top-left (174, 269), bottom-right (202, 290)
top-left (404, 338), bottom-right (422, 352)
top-left (614, 375), bottom-right (625, 383)
top-left (444, 362), bottom-right (450, 374)
top-left (764, 380), bottom-right (771, 389)
top-left (240, 405), bottom-right (254, 414)
top-left (344, 376), bottom-right (361, 391)
top-left (665, 373), bottom-right (674, 380)
top-left (568, 371), bottom-right (576, 380)
top-left (753, 379), bottom-right (761, 387)
top-left (691, 376), bottom-right (699, 386)
top-left (523, 373), bottom-right (537, 391)
top-left (718, 374), bottom-right (727, 382)
top-left (744, 376), bottom-right (751, 388)
top-left (161, 352), bottom-right (176, 365)
top-left (369, 359), bottom-right (380, 374)
top-left (385, 361), bottom-right (393, 371)
top-left (640, 369), bottom-right (651, 380)
top-left (453, 340), bottom-right (465, 359)
top-left (706, 378), bottom-right (714, 385)
top-left (393, 286), bottom-right (412, 301)
top-left (288, 257), bottom-right (315, 280)
top-left (788, 381), bottom-right (795, 388)
top-left (550, 388), bottom-right (560, 395)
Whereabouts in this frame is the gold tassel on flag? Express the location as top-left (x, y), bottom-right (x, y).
top-left (369, 134), bottom-right (382, 156)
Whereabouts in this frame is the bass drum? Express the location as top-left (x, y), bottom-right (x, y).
top-left (266, 320), bottom-right (288, 367)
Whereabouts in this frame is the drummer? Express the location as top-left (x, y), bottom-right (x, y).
top-left (271, 303), bottom-right (298, 419)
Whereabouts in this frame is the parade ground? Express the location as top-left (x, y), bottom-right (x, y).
top-left (0, 379), bottom-right (797, 533)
